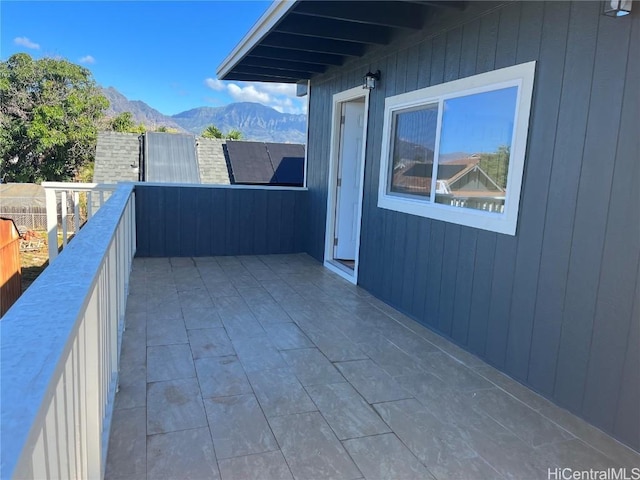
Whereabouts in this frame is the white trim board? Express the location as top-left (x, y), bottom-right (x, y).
top-left (217, 1), bottom-right (297, 79)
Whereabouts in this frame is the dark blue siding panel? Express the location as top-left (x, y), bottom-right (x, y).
top-left (476, 11), bottom-right (499, 73)
top-left (528, 2), bottom-right (598, 396)
top-left (467, 232), bottom-right (496, 356)
top-left (580, 14), bottom-right (636, 431)
top-left (615, 280), bottom-right (640, 449)
top-left (163, 187), bottom-right (181, 257)
top-left (460, 21), bottom-right (480, 78)
top-left (411, 220), bottom-right (431, 320)
top-left (135, 185), bottom-right (307, 257)
top-left (438, 224), bottom-right (460, 336)
top-left (179, 187), bottom-right (198, 256)
top-left (147, 188), bottom-right (166, 257)
top-left (505, 0), bottom-right (564, 382)
top-left (210, 189), bottom-right (227, 254)
top-left (252, 189), bottom-right (268, 254)
top-left (304, 1), bottom-right (639, 451)
top-left (444, 28), bottom-right (462, 82)
top-left (195, 189), bottom-right (213, 256)
top-left (555, 5), bottom-right (631, 413)
top-left (267, 191), bottom-right (283, 253)
top-left (224, 190), bottom-right (241, 256)
top-left (400, 216), bottom-right (419, 313)
top-left (495, 3), bottom-right (520, 69)
top-left (424, 223), bottom-right (445, 329)
top-left (451, 229), bottom-right (477, 344)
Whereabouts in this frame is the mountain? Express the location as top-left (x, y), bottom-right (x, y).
top-left (101, 87), bottom-right (307, 143)
top-left (171, 103), bottom-right (306, 144)
top-left (101, 87), bottom-right (185, 132)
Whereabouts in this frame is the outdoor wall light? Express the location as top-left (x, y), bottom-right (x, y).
top-left (363, 70), bottom-right (381, 90)
top-left (603, 0), bottom-right (632, 16)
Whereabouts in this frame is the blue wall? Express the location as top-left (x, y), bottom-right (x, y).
top-left (305, 1), bottom-right (639, 451)
top-left (135, 184), bottom-right (308, 257)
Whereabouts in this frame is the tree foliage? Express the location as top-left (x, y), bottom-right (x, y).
top-left (201, 125), bottom-right (224, 139)
top-left (226, 129), bottom-right (242, 140)
top-left (109, 111), bottom-right (146, 134)
top-left (0, 53), bottom-right (108, 183)
top-left (201, 124), bottom-right (242, 140)
top-left (154, 125), bottom-right (180, 133)
top-left (478, 145), bottom-right (510, 189)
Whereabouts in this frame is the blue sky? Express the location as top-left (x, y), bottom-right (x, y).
top-left (439, 87), bottom-right (516, 154)
top-left (1, 1), bottom-right (307, 115)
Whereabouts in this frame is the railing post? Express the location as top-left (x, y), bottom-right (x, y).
top-left (45, 187), bottom-right (58, 262)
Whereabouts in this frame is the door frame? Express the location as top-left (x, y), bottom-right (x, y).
top-left (324, 86), bottom-right (370, 284)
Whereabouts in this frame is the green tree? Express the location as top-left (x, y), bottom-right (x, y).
top-left (226, 129), bottom-right (242, 140)
top-left (478, 145), bottom-right (510, 189)
top-left (201, 125), bottom-right (224, 139)
top-left (0, 53), bottom-right (109, 183)
top-left (106, 112), bottom-right (146, 133)
top-left (201, 125), bottom-right (242, 140)
top-left (155, 126), bottom-right (179, 133)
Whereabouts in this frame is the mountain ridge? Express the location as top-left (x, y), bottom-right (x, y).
top-left (101, 87), bottom-right (306, 143)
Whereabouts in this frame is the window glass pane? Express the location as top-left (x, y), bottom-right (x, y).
top-left (389, 104), bottom-right (438, 198)
top-left (435, 87), bottom-right (517, 213)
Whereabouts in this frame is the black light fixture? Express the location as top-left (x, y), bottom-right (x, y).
top-left (603, 0), bottom-right (632, 16)
top-left (363, 70), bottom-right (381, 90)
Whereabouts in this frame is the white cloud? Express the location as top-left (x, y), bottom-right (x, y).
top-left (204, 78), bottom-right (225, 91)
top-left (14, 36), bottom-right (40, 49)
top-left (227, 83), bottom-right (271, 104)
top-left (79, 55), bottom-right (96, 64)
top-left (204, 78), bottom-right (305, 114)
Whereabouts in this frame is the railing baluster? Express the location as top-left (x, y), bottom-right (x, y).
top-left (74, 192), bottom-right (80, 233)
top-left (87, 191), bottom-right (93, 220)
top-left (61, 191), bottom-right (68, 247)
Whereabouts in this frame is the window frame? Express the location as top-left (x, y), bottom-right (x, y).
top-left (377, 61), bottom-right (536, 235)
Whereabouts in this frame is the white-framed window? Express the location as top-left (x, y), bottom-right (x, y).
top-left (377, 61), bottom-right (536, 235)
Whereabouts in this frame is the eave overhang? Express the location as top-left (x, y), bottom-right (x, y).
top-left (217, 1), bottom-right (466, 84)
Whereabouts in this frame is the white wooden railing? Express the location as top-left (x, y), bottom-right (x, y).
top-left (42, 182), bottom-right (118, 262)
top-left (1, 183), bottom-right (136, 479)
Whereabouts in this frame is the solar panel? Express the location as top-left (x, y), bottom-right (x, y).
top-left (145, 132), bottom-right (200, 183)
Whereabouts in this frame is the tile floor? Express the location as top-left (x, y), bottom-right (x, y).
top-left (106, 254), bottom-right (640, 480)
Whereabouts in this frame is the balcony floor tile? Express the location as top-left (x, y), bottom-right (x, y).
top-left (107, 254), bottom-right (640, 480)
top-left (218, 451), bottom-right (294, 480)
top-left (146, 427), bottom-right (219, 479)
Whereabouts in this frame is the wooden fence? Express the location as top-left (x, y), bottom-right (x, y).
top-left (0, 218), bottom-right (21, 317)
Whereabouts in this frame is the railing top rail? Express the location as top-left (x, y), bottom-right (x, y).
top-left (41, 181), bottom-right (118, 192)
top-left (0, 183), bottom-right (134, 478)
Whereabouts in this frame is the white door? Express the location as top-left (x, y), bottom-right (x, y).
top-left (334, 100), bottom-right (365, 261)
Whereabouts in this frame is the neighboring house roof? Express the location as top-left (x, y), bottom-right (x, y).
top-left (392, 155), bottom-right (505, 199)
top-left (144, 132), bottom-right (200, 184)
top-left (225, 141), bottom-right (304, 186)
top-left (93, 132), bottom-right (302, 186)
top-left (217, 1), bottom-right (464, 83)
top-left (0, 184), bottom-right (45, 209)
top-left (197, 138), bottom-right (230, 185)
top-left (93, 131), bottom-right (140, 184)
